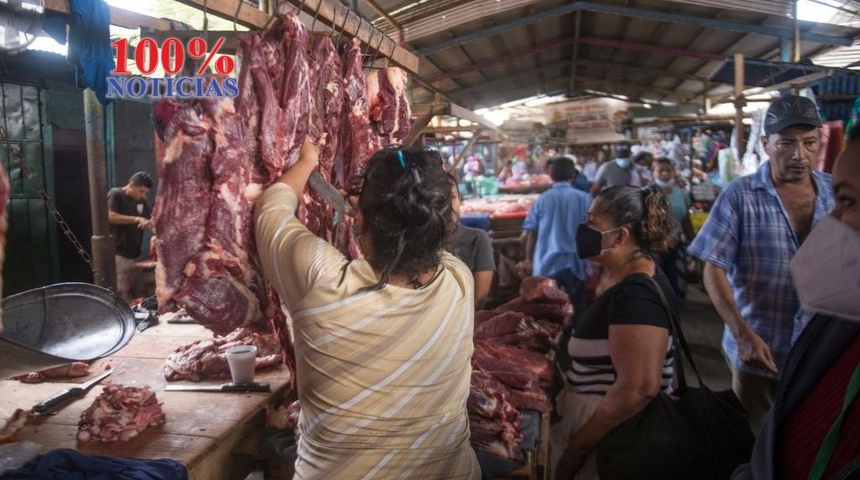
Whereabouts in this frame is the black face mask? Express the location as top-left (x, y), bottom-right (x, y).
top-left (576, 223), bottom-right (619, 259)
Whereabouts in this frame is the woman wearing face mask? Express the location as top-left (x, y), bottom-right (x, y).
top-left (652, 157), bottom-right (695, 300)
top-left (551, 185), bottom-right (679, 480)
top-left (731, 124), bottom-right (860, 480)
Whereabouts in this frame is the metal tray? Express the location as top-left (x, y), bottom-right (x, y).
top-left (0, 283), bottom-right (135, 378)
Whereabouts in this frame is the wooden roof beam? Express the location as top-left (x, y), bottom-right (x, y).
top-left (44, 0), bottom-right (172, 30)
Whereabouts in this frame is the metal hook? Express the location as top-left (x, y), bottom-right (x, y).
top-left (370, 29), bottom-right (386, 69)
top-left (311, 0), bottom-right (322, 32)
top-left (232, 0), bottom-right (241, 32)
top-left (364, 29), bottom-right (377, 67)
top-left (377, 30), bottom-right (390, 68)
top-left (335, 3), bottom-right (349, 47)
top-left (386, 37), bottom-right (396, 68)
top-left (201, 0), bottom-right (209, 44)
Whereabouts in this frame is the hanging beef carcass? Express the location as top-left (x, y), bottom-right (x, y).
top-left (153, 14), bottom-right (310, 336)
top-left (367, 66), bottom-right (411, 146)
top-left (303, 34), bottom-right (344, 242)
top-left (336, 38), bottom-right (377, 190)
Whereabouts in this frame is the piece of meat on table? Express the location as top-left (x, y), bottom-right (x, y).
top-left (472, 341), bottom-right (553, 387)
top-left (0, 409), bottom-right (28, 445)
top-left (163, 327), bottom-right (283, 382)
top-left (14, 362), bottom-right (90, 383)
top-left (77, 385), bottom-right (166, 443)
top-left (496, 296), bottom-right (573, 325)
top-left (519, 276), bottom-right (569, 304)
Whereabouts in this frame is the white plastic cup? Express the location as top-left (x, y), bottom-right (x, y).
top-left (225, 345), bottom-right (257, 384)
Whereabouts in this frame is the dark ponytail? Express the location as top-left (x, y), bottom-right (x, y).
top-left (595, 185), bottom-right (677, 256)
top-left (352, 146), bottom-right (457, 290)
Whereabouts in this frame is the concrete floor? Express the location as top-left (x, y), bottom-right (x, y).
top-left (677, 284), bottom-right (732, 391)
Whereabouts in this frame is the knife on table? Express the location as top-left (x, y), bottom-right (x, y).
top-left (31, 369), bottom-right (112, 415)
top-left (307, 171), bottom-right (346, 215)
top-left (164, 382), bottom-right (271, 393)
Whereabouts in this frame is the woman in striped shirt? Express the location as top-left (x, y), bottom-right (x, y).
top-left (551, 185), bottom-right (680, 480)
top-left (255, 140), bottom-right (480, 479)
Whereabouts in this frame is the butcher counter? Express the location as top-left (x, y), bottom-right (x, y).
top-left (0, 322), bottom-right (292, 480)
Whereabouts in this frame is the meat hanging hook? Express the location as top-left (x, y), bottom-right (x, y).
top-left (311, 0), bottom-right (322, 32)
top-left (335, 3), bottom-right (349, 48)
top-left (201, 0), bottom-right (209, 46)
top-left (371, 28), bottom-right (386, 69)
top-left (231, 0), bottom-right (241, 32)
top-left (364, 29), bottom-right (377, 68)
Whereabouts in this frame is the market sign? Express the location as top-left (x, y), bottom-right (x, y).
top-left (549, 98), bottom-right (632, 145)
top-left (107, 37), bottom-right (238, 99)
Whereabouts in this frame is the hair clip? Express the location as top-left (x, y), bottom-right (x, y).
top-left (397, 150), bottom-right (406, 169)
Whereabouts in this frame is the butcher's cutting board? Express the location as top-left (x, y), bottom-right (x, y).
top-left (0, 322), bottom-right (292, 480)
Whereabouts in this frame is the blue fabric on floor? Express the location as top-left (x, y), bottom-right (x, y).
top-left (47, 0), bottom-right (115, 106)
top-left (0, 448), bottom-right (187, 480)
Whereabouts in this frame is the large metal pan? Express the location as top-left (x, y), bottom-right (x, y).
top-left (0, 283), bottom-right (135, 378)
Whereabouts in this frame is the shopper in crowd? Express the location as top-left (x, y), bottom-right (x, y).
top-left (631, 147), bottom-right (655, 187)
top-left (551, 185), bottom-right (679, 480)
top-left (449, 185), bottom-right (496, 309)
top-left (732, 116), bottom-right (860, 480)
top-left (652, 157), bottom-right (695, 300)
top-left (255, 140), bottom-right (480, 479)
top-left (581, 154), bottom-right (599, 183)
top-left (497, 159), bottom-right (514, 185)
top-left (589, 142), bottom-right (635, 197)
top-left (107, 171), bottom-right (153, 302)
top-left (688, 94), bottom-right (835, 431)
top-left (518, 156), bottom-right (591, 319)
top-left (564, 155), bottom-right (592, 193)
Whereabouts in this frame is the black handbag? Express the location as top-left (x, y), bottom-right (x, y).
top-left (596, 276), bottom-right (755, 480)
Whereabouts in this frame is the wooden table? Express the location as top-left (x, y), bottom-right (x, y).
top-left (0, 322), bottom-right (292, 480)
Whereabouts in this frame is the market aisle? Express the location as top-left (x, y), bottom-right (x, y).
top-left (677, 284), bottom-right (732, 391)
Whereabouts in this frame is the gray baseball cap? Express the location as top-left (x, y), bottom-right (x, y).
top-left (763, 95), bottom-right (822, 136)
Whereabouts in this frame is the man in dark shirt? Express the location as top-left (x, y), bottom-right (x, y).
top-left (449, 187), bottom-right (496, 309)
top-left (107, 171), bottom-right (153, 301)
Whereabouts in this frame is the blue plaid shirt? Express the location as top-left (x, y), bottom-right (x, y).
top-left (522, 182), bottom-right (591, 280)
top-left (687, 161), bottom-right (833, 378)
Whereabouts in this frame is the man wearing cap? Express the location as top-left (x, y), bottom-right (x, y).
top-left (688, 95), bottom-right (835, 431)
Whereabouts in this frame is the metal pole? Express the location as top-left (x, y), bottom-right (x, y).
top-left (734, 53), bottom-right (746, 158)
top-left (84, 89), bottom-right (116, 290)
top-left (793, 1), bottom-right (801, 62)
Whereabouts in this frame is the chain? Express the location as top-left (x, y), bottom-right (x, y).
top-left (0, 126), bottom-right (111, 290)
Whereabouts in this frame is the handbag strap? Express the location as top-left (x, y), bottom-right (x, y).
top-left (642, 275), bottom-right (707, 390)
top-left (607, 273), bottom-right (705, 390)
top-left (806, 362), bottom-right (860, 480)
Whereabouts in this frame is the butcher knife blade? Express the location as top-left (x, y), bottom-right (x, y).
top-left (31, 369), bottom-right (112, 415)
top-left (164, 381), bottom-right (270, 393)
top-left (307, 171), bottom-right (346, 214)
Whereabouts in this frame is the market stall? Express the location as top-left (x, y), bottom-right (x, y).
top-left (1, 322), bottom-right (292, 480)
top-left (1, 1), bottom-right (556, 478)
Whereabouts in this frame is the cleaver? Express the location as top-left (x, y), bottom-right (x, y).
top-left (164, 381), bottom-right (270, 393)
top-left (307, 171), bottom-right (346, 214)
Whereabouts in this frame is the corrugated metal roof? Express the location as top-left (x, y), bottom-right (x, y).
top-left (354, 0), bottom-right (860, 110)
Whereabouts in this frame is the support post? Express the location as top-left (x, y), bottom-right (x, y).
top-left (734, 53), bottom-right (746, 158)
top-left (84, 90), bottom-right (116, 291)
